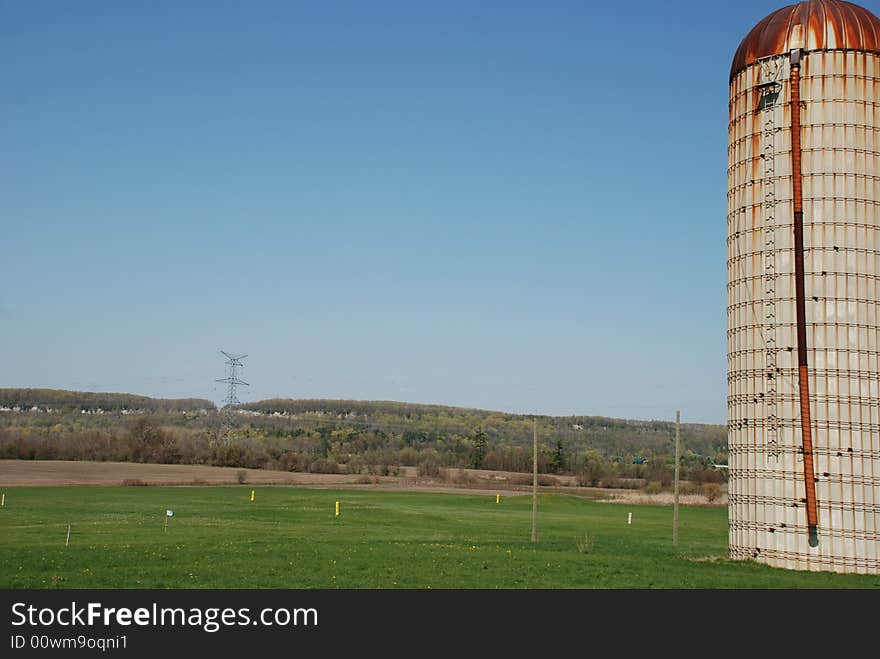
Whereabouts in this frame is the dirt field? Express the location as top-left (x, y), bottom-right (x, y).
top-left (0, 460), bottom-right (359, 487)
top-left (0, 460), bottom-right (726, 505)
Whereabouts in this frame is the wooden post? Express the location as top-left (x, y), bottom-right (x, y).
top-left (531, 418), bottom-right (538, 543)
top-left (673, 409), bottom-right (681, 546)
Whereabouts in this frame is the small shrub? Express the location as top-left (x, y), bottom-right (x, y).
top-left (277, 452), bottom-right (302, 472)
top-left (398, 447), bottom-right (420, 466)
top-left (576, 532), bottom-right (595, 554)
top-left (644, 481), bottom-right (663, 495)
top-left (599, 477), bottom-right (646, 490)
top-left (680, 481), bottom-right (703, 496)
top-left (121, 478), bottom-right (147, 487)
top-left (367, 461), bottom-right (396, 476)
top-left (345, 456), bottom-right (365, 475)
top-left (446, 469), bottom-right (475, 485)
top-left (309, 458), bottom-right (340, 474)
top-left (508, 473), bottom-right (559, 487)
top-left (417, 457), bottom-right (441, 478)
top-left (689, 467), bottom-right (727, 484)
top-left (702, 483), bottom-right (722, 502)
top-left (575, 472), bottom-right (593, 487)
top-left (236, 469), bottom-right (248, 484)
top-left (646, 464), bottom-right (674, 487)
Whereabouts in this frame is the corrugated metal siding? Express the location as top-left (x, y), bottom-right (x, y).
top-left (727, 49), bottom-right (880, 574)
top-left (730, 0), bottom-right (880, 81)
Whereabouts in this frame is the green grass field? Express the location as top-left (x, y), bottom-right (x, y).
top-left (1, 486), bottom-right (878, 588)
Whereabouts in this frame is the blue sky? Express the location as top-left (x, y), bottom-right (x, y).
top-left (0, 0), bottom-right (831, 423)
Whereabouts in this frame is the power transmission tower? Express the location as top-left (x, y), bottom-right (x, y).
top-left (216, 350), bottom-right (248, 442)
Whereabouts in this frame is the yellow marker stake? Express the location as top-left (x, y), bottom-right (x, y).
top-left (496, 494), bottom-right (500, 504)
top-left (1, 493), bottom-right (5, 507)
top-left (335, 501), bottom-right (340, 517)
top-left (250, 490), bottom-right (255, 503)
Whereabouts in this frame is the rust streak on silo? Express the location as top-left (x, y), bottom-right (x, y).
top-left (789, 55), bottom-right (820, 533)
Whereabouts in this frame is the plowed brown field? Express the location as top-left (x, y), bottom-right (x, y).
top-left (0, 460), bottom-right (725, 504)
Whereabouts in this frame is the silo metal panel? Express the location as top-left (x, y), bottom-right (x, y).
top-left (728, 40), bottom-right (880, 573)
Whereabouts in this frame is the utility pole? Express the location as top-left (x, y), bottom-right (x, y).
top-left (531, 418), bottom-right (538, 543)
top-left (673, 409), bottom-right (681, 546)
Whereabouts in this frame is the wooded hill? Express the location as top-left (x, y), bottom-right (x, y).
top-left (0, 388), bottom-right (213, 413)
top-left (0, 389), bottom-right (728, 481)
top-left (240, 398), bottom-right (728, 464)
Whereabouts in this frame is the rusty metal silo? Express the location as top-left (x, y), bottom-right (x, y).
top-left (727, 0), bottom-right (880, 573)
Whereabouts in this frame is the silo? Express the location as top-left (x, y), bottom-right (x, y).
top-left (727, 0), bottom-right (880, 574)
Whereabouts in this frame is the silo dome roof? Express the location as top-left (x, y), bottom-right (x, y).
top-left (730, 0), bottom-right (880, 80)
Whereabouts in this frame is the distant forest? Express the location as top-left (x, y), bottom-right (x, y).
top-left (0, 388), bottom-right (212, 413)
top-left (0, 389), bottom-right (728, 488)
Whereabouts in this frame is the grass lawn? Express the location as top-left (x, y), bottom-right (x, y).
top-left (1, 486), bottom-right (878, 588)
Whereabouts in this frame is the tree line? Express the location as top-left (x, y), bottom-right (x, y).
top-left (0, 391), bottom-right (728, 489)
top-left (0, 388), bottom-right (213, 413)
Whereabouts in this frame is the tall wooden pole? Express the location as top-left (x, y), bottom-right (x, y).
top-left (531, 418), bottom-right (538, 543)
top-left (673, 410), bottom-right (681, 546)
